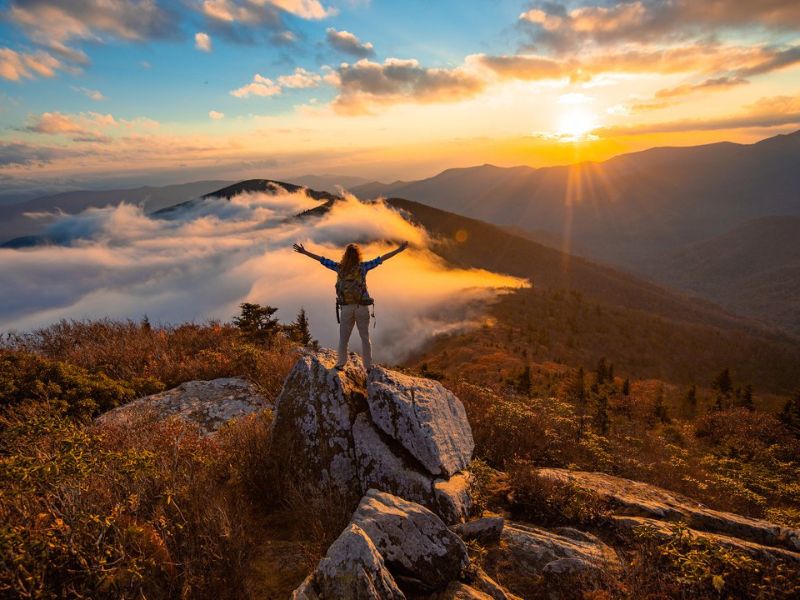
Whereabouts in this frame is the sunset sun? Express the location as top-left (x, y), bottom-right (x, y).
top-left (557, 107), bottom-right (598, 141)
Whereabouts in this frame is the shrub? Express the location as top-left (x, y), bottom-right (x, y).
top-left (617, 523), bottom-right (800, 599)
top-left (0, 350), bottom-right (161, 419)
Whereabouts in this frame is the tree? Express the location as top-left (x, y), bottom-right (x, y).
top-left (290, 307), bottom-right (317, 348)
top-left (233, 302), bottom-right (279, 345)
top-left (515, 365), bottom-right (532, 397)
top-left (712, 368), bottom-right (733, 410)
top-left (622, 378), bottom-right (630, 396)
top-left (594, 394), bottom-right (610, 436)
top-left (654, 386), bottom-right (669, 424)
top-left (570, 367), bottom-right (588, 438)
top-left (779, 389), bottom-right (800, 436)
top-left (685, 384), bottom-right (697, 416)
top-left (595, 357), bottom-right (609, 385)
top-left (737, 384), bottom-right (754, 411)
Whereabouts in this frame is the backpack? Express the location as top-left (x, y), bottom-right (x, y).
top-left (335, 265), bottom-right (373, 306)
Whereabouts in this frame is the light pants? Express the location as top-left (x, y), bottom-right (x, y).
top-left (337, 304), bottom-right (372, 369)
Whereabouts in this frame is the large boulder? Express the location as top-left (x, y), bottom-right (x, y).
top-left (97, 377), bottom-right (269, 435)
top-left (537, 468), bottom-right (800, 553)
top-left (292, 523), bottom-right (406, 600)
top-left (351, 490), bottom-right (470, 593)
top-left (268, 350), bottom-right (474, 522)
top-left (366, 368), bottom-right (474, 477)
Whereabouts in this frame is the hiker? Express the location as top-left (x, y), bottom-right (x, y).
top-left (293, 241), bottom-right (408, 371)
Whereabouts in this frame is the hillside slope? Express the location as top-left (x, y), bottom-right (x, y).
top-left (651, 216), bottom-right (800, 336)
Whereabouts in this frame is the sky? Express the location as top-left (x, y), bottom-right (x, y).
top-left (1, 0), bottom-right (799, 193)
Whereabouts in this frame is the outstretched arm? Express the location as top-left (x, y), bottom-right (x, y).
top-left (379, 241), bottom-right (409, 262)
top-left (293, 243), bottom-right (323, 262)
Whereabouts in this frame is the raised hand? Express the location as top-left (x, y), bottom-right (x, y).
top-left (293, 243), bottom-right (306, 254)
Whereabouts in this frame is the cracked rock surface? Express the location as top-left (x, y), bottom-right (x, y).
top-left (268, 350), bottom-right (474, 523)
top-left (97, 377), bottom-right (269, 435)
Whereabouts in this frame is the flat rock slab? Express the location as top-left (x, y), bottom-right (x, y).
top-left (368, 367), bottom-right (474, 477)
top-left (351, 489), bottom-right (469, 592)
top-left (486, 521), bottom-right (619, 578)
top-left (537, 468), bottom-right (800, 552)
top-left (97, 377), bottom-right (268, 435)
top-left (611, 515), bottom-right (800, 565)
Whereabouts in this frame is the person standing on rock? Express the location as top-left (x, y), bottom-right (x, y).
top-left (293, 241), bottom-right (408, 371)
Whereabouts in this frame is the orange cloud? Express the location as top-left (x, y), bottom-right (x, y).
top-left (0, 47), bottom-right (61, 81)
top-left (331, 58), bottom-right (485, 114)
top-left (595, 94), bottom-right (800, 136)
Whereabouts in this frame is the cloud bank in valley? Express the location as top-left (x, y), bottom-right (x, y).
top-left (0, 188), bottom-right (526, 362)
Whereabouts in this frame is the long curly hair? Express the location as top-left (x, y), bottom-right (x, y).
top-left (340, 243), bottom-right (362, 274)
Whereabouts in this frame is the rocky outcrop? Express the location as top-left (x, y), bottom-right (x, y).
top-left (537, 468), bottom-right (800, 553)
top-left (97, 377), bottom-right (268, 435)
top-left (352, 490), bottom-right (470, 592)
top-left (268, 350), bottom-right (475, 523)
top-left (293, 491), bottom-right (473, 598)
top-left (366, 368), bottom-right (474, 477)
top-left (292, 523), bottom-right (405, 600)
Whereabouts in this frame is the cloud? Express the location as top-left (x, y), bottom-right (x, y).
top-left (230, 74), bottom-right (282, 97)
top-left (7, 0), bottom-right (180, 67)
top-left (654, 76), bottom-right (748, 99)
top-left (270, 0), bottom-right (336, 19)
top-left (209, 110), bottom-right (225, 120)
top-left (332, 58), bottom-right (485, 114)
top-left (195, 32), bottom-right (212, 52)
top-left (0, 141), bottom-right (79, 167)
top-left (518, 1), bottom-right (800, 52)
top-left (72, 86), bottom-right (106, 101)
top-left (0, 47), bottom-right (61, 81)
top-left (24, 112), bottom-right (117, 136)
top-left (472, 42), bottom-right (800, 86)
top-left (594, 94), bottom-right (800, 136)
top-left (326, 27), bottom-right (374, 57)
top-left (0, 188), bottom-right (525, 363)
top-left (277, 67), bottom-right (321, 88)
top-left (202, 0), bottom-right (333, 21)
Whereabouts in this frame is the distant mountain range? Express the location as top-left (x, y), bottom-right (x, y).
top-left (352, 131), bottom-right (800, 336)
top-left (3, 133), bottom-right (799, 336)
top-left (0, 180), bottom-right (234, 246)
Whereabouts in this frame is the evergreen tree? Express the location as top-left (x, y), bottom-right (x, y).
top-left (654, 387), bottom-right (669, 424)
top-left (516, 365), bottom-right (532, 397)
top-left (712, 368), bottom-right (733, 410)
top-left (594, 394), bottom-right (610, 436)
top-left (685, 384), bottom-right (697, 416)
top-left (291, 307), bottom-right (317, 348)
top-left (571, 367), bottom-right (588, 438)
top-left (622, 378), bottom-right (630, 396)
top-left (595, 357), bottom-right (608, 385)
top-left (737, 384), bottom-right (754, 411)
top-left (233, 302), bottom-right (279, 345)
top-left (779, 389), bottom-right (800, 436)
